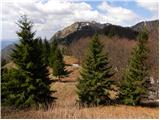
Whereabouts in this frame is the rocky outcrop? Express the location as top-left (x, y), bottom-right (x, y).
top-left (132, 20), bottom-right (159, 32)
top-left (140, 77), bottom-right (159, 107)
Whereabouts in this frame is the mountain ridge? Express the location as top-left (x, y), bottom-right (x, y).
top-left (1, 19), bottom-right (159, 63)
top-left (51, 19), bottom-right (158, 45)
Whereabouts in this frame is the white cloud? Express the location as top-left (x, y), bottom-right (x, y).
top-left (1, 0), bottom-right (153, 41)
top-left (2, 0), bottom-right (97, 40)
top-left (135, 0), bottom-right (158, 12)
top-left (97, 1), bottom-right (140, 25)
top-left (135, 0), bottom-right (159, 21)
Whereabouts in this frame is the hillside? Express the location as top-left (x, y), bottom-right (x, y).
top-left (2, 82), bottom-right (159, 119)
top-left (1, 20), bottom-right (159, 81)
top-left (2, 56), bottom-right (159, 119)
top-left (1, 20), bottom-right (158, 63)
top-left (2, 81), bottom-right (159, 118)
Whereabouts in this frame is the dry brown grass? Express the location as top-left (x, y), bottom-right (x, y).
top-left (2, 104), bottom-right (159, 119)
top-left (1, 56), bottom-right (159, 119)
top-left (2, 81), bottom-right (159, 119)
top-left (64, 55), bottom-right (79, 65)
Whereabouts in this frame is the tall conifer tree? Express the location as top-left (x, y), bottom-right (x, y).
top-left (49, 40), bottom-right (67, 81)
top-left (120, 29), bottom-right (150, 105)
top-left (43, 38), bottom-right (51, 65)
top-left (52, 48), bottom-right (67, 81)
top-left (76, 33), bottom-right (114, 106)
top-left (49, 40), bottom-right (57, 67)
top-left (2, 16), bottom-right (54, 108)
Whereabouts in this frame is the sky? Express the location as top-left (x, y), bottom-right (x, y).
top-left (1, 0), bottom-right (159, 41)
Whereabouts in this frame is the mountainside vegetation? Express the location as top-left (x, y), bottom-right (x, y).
top-left (1, 16), bottom-right (159, 119)
top-left (2, 20), bottom-right (158, 81)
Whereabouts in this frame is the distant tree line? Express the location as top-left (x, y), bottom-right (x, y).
top-left (1, 15), bottom-right (152, 108)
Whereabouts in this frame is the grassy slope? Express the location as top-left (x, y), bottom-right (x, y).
top-left (2, 83), bottom-right (159, 118)
top-left (1, 56), bottom-right (159, 119)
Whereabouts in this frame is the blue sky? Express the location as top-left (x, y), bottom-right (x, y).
top-left (106, 1), bottom-right (151, 17)
top-left (86, 0), bottom-right (156, 19)
top-left (1, 0), bottom-right (159, 41)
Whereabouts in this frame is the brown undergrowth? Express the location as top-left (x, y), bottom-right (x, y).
top-left (1, 81), bottom-right (159, 119)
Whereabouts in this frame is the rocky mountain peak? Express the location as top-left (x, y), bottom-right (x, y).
top-left (51, 20), bottom-right (140, 45)
top-left (52, 21), bottom-right (108, 40)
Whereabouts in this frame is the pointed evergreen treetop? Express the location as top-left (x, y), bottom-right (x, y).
top-left (52, 48), bottom-right (67, 81)
top-left (16, 15), bottom-right (35, 41)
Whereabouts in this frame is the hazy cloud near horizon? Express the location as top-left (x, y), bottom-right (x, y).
top-left (1, 0), bottom-right (159, 41)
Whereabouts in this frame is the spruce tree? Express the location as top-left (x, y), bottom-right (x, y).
top-left (76, 33), bottom-right (115, 106)
top-left (52, 48), bottom-right (67, 81)
top-left (36, 37), bottom-right (51, 66)
top-left (120, 29), bottom-right (150, 105)
top-left (2, 15), bottom-right (54, 108)
top-left (49, 40), bottom-right (57, 67)
top-left (43, 38), bottom-right (51, 65)
top-left (49, 40), bottom-right (67, 81)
